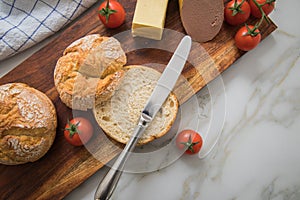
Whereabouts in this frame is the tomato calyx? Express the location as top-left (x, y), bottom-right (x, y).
top-left (99, 0), bottom-right (117, 23)
top-left (65, 119), bottom-right (81, 138)
top-left (229, 0), bottom-right (247, 16)
top-left (245, 24), bottom-right (260, 37)
top-left (180, 135), bottom-right (200, 153)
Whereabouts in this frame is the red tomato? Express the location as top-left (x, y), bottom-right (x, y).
top-left (98, 0), bottom-right (125, 28)
top-left (224, 0), bottom-right (251, 26)
top-left (249, 0), bottom-right (275, 18)
top-left (235, 25), bottom-right (261, 51)
top-left (64, 117), bottom-right (93, 146)
top-left (176, 130), bottom-right (203, 155)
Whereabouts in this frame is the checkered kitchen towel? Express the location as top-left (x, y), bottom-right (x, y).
top-left (0, 0), bottom-right (98, 61)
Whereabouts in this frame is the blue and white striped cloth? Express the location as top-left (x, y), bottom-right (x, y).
top-left (0, 0), bottom-right (98, 61)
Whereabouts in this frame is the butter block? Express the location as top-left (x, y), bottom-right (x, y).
top-left (132, 0), bottom-right (169, 40)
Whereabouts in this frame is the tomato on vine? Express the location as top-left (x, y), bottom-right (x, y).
top-left (249, 0), bottom-right (275, 18)
top-left (235, 25), bottom-right (261, 51)
top-left (224, 0), bottom-right (251, 26)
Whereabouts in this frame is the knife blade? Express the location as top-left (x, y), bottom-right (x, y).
top-left (94, 35), bottom-right (192, 200)
top-left (142, 35), bottom-right (192, 118)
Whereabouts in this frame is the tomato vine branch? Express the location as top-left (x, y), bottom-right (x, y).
top-left (246, 0), bottom-right (275, 36)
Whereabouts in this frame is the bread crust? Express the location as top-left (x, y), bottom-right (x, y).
top-left (93, 65), bottom-right (179, 145)
top-left (0, 83), bottom-right (57, 165)
top-left (54, 34), bottom-right (126, 110)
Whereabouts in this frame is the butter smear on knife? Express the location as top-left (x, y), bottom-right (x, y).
top-left (132, 0), bottom-right (169, 40)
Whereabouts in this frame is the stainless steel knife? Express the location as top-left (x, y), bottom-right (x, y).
top-left (94, 35), bottom-right (192, 200)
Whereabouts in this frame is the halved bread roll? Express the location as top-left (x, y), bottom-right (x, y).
top-left (93, 65), bottom-right (179, 145)
top-left (0, 83), bottom-right (57, 165)
top-left (54, 34), bottom-right (127, 110)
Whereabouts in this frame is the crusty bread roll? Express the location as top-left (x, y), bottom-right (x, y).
top-left (54, 34), bottom-right (127, 111)
top-left (93, 65), bottom-right (179, 145)
top-left (0, 83), bottom-right (57, 165)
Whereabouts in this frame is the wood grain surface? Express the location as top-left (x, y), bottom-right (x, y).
top-left (0, 0), bottom-right (277, 199)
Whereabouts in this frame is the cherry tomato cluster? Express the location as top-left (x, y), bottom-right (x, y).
top-left (224, 0), bottom-right (276, 51)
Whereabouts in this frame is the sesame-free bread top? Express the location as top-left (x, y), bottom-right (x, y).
top-left (54, 34), bottom-right (127, 110)
top-left (0, 83), bottom-right (57, 165)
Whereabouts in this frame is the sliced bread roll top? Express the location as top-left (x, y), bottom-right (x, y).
top-left (54, 34), bottom-right (127, 110)
top-left (93, 65), bottom-right (179, 145)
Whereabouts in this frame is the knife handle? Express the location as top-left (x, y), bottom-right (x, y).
top-left (94, 113), bottom-right (152, 200)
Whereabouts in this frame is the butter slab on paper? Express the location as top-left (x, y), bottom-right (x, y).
top-left (132, 0), bottom-right (169, 40)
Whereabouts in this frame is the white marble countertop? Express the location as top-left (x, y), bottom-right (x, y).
top-left (1, 0), bottom-right (300, 199)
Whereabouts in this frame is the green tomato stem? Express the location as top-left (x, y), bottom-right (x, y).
top-left (65, 120), bottom-right (81, 138)
top-left (264, 0), bottom-right (276, 6)
top-left (99, 0), bottom-right (117, 23)
top-left (180, 135), bottom-right (199, 153)
top-left (245, 0), bottom-right (274, 36)
top-left (252, 0), bottom-right (271, 28)
top-left (230, 0), bottom-right (247, 16)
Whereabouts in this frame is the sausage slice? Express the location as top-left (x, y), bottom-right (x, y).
top-left (179, 0), bottom-right (224, 42)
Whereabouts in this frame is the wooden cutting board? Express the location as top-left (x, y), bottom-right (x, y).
top-left (0, 0), bottom-right (277, 199)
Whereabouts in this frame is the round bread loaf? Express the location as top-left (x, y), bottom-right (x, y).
top-left (54, 34), bottom-right (127, 111)
top-left (0, 83), bottom-right (57, 165)
top-left (93, 65), bottom-right (179, 145)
